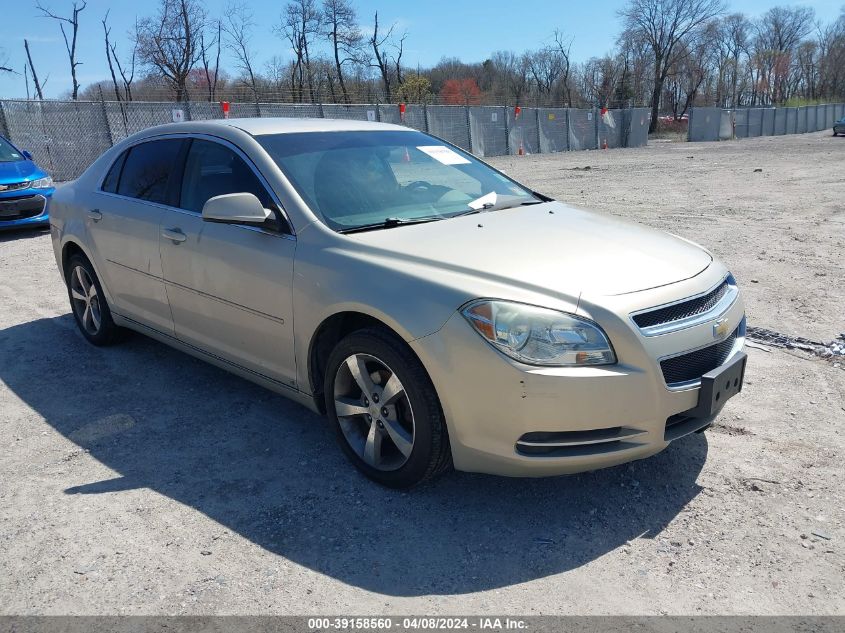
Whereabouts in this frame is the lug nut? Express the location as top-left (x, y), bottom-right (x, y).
top-left (373, 393), bottom-right (380, 403)
top-left (381, 407), bottom-right (389, 417)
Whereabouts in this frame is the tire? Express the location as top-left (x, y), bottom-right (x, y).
top-left (65, 253), bottom-right (123, 346)
top-left (324, 327), bottom-right (452, 488)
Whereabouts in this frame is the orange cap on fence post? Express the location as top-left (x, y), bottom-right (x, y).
top-left (514, 105), bottom-right (521, 119)
top-left (399, 102), bottom-right (406, 122)
top-left (221, 101), bottom-right (230, 119)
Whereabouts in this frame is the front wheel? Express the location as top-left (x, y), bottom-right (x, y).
top-left (66, 254), bottom-right (122, 346)
top-left (324, 328), bottom-right (451, 488)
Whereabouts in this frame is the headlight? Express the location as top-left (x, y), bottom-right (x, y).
top-left (461, 300), bottom-right (616, 366)
top-left (30, 177), bottom-right (53, 189)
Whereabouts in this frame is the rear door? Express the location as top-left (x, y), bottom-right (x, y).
top-left (158, 137), bottom-right (298, 388)
top-left (88, 138), bottom-right (186, 334)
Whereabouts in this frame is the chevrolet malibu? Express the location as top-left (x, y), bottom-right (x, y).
top-left (49, 118), bottom-right (747, 488)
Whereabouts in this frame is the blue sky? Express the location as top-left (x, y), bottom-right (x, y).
top-left (0, 0), bottom-right (841, 98)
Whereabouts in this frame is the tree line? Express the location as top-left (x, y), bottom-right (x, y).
top-left (2, 0), bottom-right (844, 132)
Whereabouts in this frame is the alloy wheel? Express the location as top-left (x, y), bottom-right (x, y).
top-left (69, 265), bottom-right (102, 336)
top-left (333, 353), bottom-right (415, 471)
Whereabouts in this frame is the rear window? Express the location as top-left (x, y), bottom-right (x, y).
top-left (117, 139), bottom-right (183, 204)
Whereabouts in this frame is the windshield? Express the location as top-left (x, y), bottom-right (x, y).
top-left (0, 137), bottom-right (25, 163)
top-left (257, 130), bottom-right (538, 231)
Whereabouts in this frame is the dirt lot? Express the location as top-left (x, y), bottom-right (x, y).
top-left (1, 131), bottom-right (843, 616)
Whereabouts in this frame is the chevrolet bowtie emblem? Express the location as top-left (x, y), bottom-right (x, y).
top-left (713, 318), bottom-right (730, 339)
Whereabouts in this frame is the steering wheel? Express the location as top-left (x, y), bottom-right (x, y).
top-left (405, 180), bottom-right (434, 193)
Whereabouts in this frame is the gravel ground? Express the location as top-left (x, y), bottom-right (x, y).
top-left (0, 131), bottom-right (843, 616)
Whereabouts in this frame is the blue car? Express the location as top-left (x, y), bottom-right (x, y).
top-left (0, 135), bottom-right (54, 231)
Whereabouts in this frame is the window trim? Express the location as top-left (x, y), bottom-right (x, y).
top-left (96, 132), bottom-right (295, 237)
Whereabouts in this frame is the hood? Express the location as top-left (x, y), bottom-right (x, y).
top-left (0, 160), bottom-right (44, 184)
top-left (350, 201), bottom-right (712, 298)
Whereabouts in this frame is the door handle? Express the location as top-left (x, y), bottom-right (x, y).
top-left (87, 209), bottom-right (103, 222)
top-left (162, 228), bottom-right (187, 243)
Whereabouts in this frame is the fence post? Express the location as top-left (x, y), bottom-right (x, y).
top-left (565, 108), bottom-right (571, 151)
top-left (97, 85), bottom-right (114, 147)
top-left (0, 100), bottom-right (9, 140)
top-left (535, 108), bottom-right (541, 154)
top-left (319, 103), bottom-right (325, 118)
top-left (594, 107), bottom-right (600, 149)
top-left (423, 103), bottom-right (430, 133)
top-left (503, 105), bottom-right (510, 155)
top-left (465, 106), bottom-right (473, 154)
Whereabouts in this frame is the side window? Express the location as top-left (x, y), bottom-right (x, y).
top-left (117, 139), bottom-right (183, 204)
top-left (101, 150), bottom-right (127, 193)
top-left (180, 139), bottom-right (273, 213)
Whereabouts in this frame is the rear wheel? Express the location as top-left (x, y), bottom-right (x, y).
top-left (66, 254), bottom-right (122, 346)
top-left (324, 327), bottom-right (451, 488)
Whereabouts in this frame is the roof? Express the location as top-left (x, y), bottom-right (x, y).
top-left (200, 117), bottom-right (410, 136)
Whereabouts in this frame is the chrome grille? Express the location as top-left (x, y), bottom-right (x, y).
top-left (634, 280), bottom-right (730, 329)
top-left (660, 328), bottom-right (738, 386)
top-left (0, 181), bottom-right (31, 193)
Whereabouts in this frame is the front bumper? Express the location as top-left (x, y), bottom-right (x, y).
top-left (0, 190), bottom-right (52, 230)
top-left (410, 266), bottom-right (746, 477)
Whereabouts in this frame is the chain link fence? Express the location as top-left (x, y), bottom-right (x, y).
top-left (0, 99), bottom-right (650, 181)
top-left (689, 103), bottom-right (845, 143)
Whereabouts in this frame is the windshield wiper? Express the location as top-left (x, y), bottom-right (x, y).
top-left (338, 215), bottom-right (444, 234)
top-left (453, 198), bottom-right (544, 217)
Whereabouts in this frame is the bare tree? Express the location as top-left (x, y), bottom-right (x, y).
top-left (278, 0), bottom-right (321, 103)
top-left (102, 10), bottom-right (136, 102)
top-left (102, 11), bottom-right (122, 102)
top-left (0, 47), bottom-right (14, 74)
top-left (369, 12), bottom-right (395, 99)
top-left (552, 30), bottom-right (573, 106)
top-left (199, 20), bottom-right (221, 102)
top-left (36, 1), bottom-right (86, 99)
top-left (664, 21), bottom-right (718, 117)
top-left (135, 0), bottom-right (206, 102)
top-left (753, 6), bottom-right (815, 104)
top-left (322, 0), bottom-right (362, 104)
top-left (620, 0), bottom-right (725, 131)
top-left (368, 12), bottom-right (407, 100)
top-left (223, 3), bottom-right (260, 105)
top-left (526, 45), bottom-right (568, 106)
top-left (23, 40), bottom-right (45, 100)
top-left (713, 13), bottom-right (751, 107)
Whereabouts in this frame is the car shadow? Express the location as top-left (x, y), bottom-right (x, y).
top-left (0, 225), bottom-right (50, 242)
top-left (0, 315), bottom-right (708, 597)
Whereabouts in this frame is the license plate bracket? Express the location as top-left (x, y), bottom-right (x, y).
top-left (690, 351), bottom-right (747, 418)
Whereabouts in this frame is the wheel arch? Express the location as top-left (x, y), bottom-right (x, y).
top-left (306, 311), bottom-right (428, 414)
top-left (59, 239), bottom-right (116, 306)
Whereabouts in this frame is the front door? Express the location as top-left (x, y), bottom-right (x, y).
top-left (158, 138), bottom-right (298, 388)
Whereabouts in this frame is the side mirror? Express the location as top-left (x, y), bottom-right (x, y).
top-left (22, 150), bottom-right (33, 160)
top-left (201, 192), bottom-right (272, 226)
